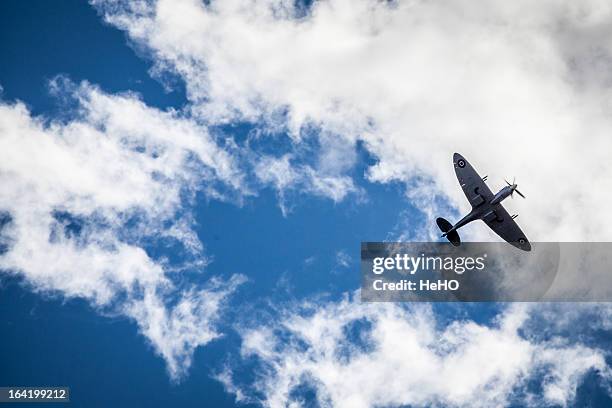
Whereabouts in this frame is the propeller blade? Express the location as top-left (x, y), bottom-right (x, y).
top-left (515, 189), bottom-right (525, 199)
top-left (505, 178), bottom-right (511, 186)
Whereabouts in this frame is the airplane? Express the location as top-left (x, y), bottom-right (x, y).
top-left (437, 153), bottom-right (531, 251)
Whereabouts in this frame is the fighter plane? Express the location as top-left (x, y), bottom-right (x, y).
top-left (437, 153), bottom-right (531, 251)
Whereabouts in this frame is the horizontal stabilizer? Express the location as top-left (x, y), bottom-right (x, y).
top-left (445, 230), bottom-right (461, 246)
top-left (436, 217), bottom-right (453, 232)
top-left (436, 217), bottom-right (461, 246)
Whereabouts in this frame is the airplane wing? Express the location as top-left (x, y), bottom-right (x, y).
top-left (453, 153), bottom-right (494, 208)
top-left (482, 204), bottom-right (531, 251)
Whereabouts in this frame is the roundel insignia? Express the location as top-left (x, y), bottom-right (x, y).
top-left (457, 159), bottom-right (466, 168)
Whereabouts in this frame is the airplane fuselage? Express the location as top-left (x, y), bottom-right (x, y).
top-left (445, 186), bottom-right (513, 235)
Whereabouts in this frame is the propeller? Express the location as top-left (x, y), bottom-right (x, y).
top-left (504, 177), bottom-right (526, 199)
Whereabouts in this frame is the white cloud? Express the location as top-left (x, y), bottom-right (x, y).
top-left (221, 297), bottom-right (609, 408)
top-left (255, 153), bottom-right (359, 215)
top-left (335, 250), bottom-right (351, 268)
top-left (0, 80), bottom-right (246, 380)
top-left (95, 0), bottom-right (612, 241)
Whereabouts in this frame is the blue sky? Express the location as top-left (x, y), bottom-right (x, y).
top-left (2, 1), bottom-right (612, 407)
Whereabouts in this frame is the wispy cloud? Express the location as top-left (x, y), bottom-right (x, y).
top-left (221, 296), bottom-right (610, 407)
top-left (0, 79), bottom-right (246, 379)
top-left (255, 153), bottom-right (359, 215)
top-left (335, 250), bottom-right (351, 268)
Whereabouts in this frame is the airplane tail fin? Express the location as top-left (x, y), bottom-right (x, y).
top-left (436, 217), bottom-right (461, 246)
